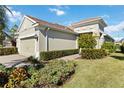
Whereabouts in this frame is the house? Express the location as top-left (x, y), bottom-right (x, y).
top-left (3, 32), bottom-right (16, 47)
top-left (16, 15), bottom-right (114, 58)
top-left (69, 17), bottom-right (114, 48)
top-left (120, 38), bottom-right (124, 44)
top-left (16, 15), bottom-right (78, 58)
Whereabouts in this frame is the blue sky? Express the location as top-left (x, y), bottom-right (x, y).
top-left (7, 5), bottom-right (124, 41)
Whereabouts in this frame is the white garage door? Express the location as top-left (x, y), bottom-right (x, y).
top-left (20, 38), bottom-right (36, 57)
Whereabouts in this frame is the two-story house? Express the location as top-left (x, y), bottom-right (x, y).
top-left (70, 17), bottom-right (114, 48)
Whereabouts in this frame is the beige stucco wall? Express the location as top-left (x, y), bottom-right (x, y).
top-left (19, 17), bottom-right (36, 37)
top-left (47, 30), bottom-right (77, 51)
top-left (73, 23), bottom-right (107, 49)
top-left (74, 24), bottom-right (100, 36)
top-left (38, 30), bottom-right (46, 52)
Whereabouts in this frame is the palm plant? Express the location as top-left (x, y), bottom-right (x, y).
top-left (0, 5), bottom-right (12, 45)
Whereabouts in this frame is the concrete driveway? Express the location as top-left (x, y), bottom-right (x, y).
top-left (0, 54), bottom-right (29, 68)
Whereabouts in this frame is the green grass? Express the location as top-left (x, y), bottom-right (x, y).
top-left (63, 53), bottom-right (124, 88)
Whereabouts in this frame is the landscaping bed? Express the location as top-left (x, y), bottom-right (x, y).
top-left (0, 60), bottom-right (76, 88)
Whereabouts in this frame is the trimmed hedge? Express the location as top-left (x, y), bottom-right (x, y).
top-left (81, 49), bottom-right (107, 59)
top-left (40, 49), bottom-right (79, 61)
top-left (0, 47), bottom-right (18, 56)
top-left (120, 43), bottom-right (124, 53)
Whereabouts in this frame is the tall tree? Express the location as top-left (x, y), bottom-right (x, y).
top-left (10, 24), bottom-right (18, 38)
top-left (0, 6), bottom-right (12, 45)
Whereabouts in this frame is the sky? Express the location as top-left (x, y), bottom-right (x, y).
top-left (7, 5), bottom-right (124, 41)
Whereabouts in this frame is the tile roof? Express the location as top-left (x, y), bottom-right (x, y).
top-left (71, 17), bottom-right (107, 27)
top-left (27, 15), bottom-right (73, 32)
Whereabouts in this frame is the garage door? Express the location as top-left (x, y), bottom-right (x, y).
top-left (20, 38), bottom-right (35, 57)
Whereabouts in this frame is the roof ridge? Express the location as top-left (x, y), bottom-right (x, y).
top-left (27, 15), bottom-right (67, 27)
top-left (71, 16), bottom-right (102, 26)
top-left (26, 15), bottom-right (73, 32)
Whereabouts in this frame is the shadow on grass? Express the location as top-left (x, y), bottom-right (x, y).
top-left (111, 55), bottom-right (124, 60)
top-left (115, 51), bottom-right (122, 53)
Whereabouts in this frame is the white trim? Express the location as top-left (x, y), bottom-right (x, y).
top-left (35, 30), bottom-right (40, 59)
top-left (25, 15), bottom-right (37, 23)
top-left (75, 30), bottom-right (93, 34)
top-left (17, 15), bottom-right (25, 32)
top-left (34, 36), bottom-right (38, 58)
top-left (19, 33), bottom-right (36, 39)
top-left (76, 36), bottom-right (78, 49)
top-left (45, 30), bottom-right (48, 51)
top-left (17, 15), bottom-right (37, 32)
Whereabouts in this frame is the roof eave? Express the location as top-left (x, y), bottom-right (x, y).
top-left (38, 25), bottom-right (78, 35)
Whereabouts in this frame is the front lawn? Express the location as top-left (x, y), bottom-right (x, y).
top-left (63, 53), bottom-right (124, 88)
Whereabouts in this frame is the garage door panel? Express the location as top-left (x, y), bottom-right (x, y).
top-left (20, 38), bottom-right (35, 57)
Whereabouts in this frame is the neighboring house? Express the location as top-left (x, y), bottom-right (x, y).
top-left (3, 37), bottom-right (12, 48)
top-left (3, 32), bottom-right (16, 47)
top-left (120, 38), bottom-right (124, 44)
top-left (16, 15), bottom-right (114, 58)
top-left (115, 41), bottom-right (122, 46)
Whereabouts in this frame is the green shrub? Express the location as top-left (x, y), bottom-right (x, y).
top-left (78, 34), bottom-right (97, 49)
top-left (0, 45), bottom-right (3, 48)
top-left (40, 49), bottom-right (79, 61)
top-left (0, 72), bottom-right (8, 87)
top-left (36, 60), bottom-right (76, 87)
top-left (81, 49), bottom-right (107, 59)
top-left (0, 64), bottom-right (7, 72)
top-left (20, 70), bottom-right (40, 88)
top-left (102, 42), bottom-right (116, 53)
top-left (4, 67), bottom-right (29, 88)
top-left (20, 60), bottom-right (76, 88)
top-left (0, 47), bottom-right (18, 56)
top-left (120, 43), bottom-right (124, 53)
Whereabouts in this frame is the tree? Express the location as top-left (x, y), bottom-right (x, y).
top-left (102, 42), bottom-right (116, 53)
top-left (10, 24), bottom-right (18, 38)
top-left (0, 6), bottom-right (12, 45)
top-left (78, 33), bottom-right (97, 49)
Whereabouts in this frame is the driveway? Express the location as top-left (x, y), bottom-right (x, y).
top-left (0, 54), bottom-right (29, 68)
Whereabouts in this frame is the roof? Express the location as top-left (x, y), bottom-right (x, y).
top-left (71, 17), bottom-right (107, 27)
top-left (27, 15), bottom-right (73, 32)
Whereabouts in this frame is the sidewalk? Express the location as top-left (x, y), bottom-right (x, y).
top-left (58, 54), bottom-right (80, 61)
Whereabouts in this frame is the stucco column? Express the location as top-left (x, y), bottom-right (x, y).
top-left (45, 27), bottom-right (50, 51)
top-left (99, 34), bottom-right (105, 48)
top-left (35, 31), bottom-right (40, 59)
top-left (17, 38), bottom-right (21, 54)
top-left (95, 36), bottom-right (100, 49)
top-left (76, 36), bottom-right (79, 49)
